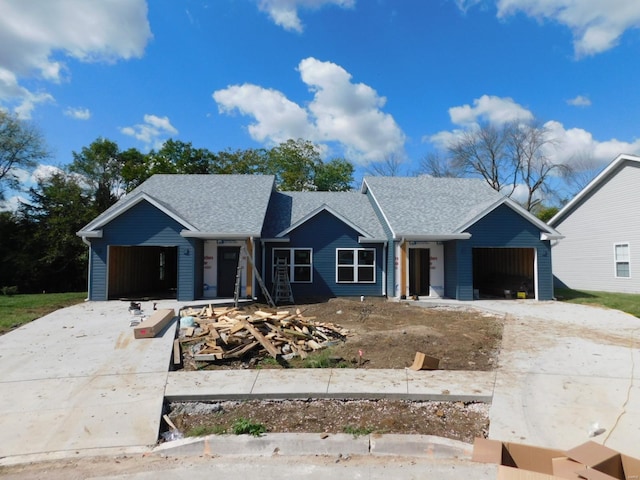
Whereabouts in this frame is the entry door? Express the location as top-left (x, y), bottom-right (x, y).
top-left (409, 248), bottom-right (430, 296)
top-left (217, 247), bottom-right (240, 297)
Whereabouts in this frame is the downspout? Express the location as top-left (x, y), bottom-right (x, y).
top-left (249, 237), bottom-right (256, 300)
top-left (382, 241), bottom-right (387, 297)
top-left (260, 239), bottom-right (266, 301)
top-left (81, 236), bottom-right (91, 301)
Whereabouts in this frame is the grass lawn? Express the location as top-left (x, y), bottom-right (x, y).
top-left (555, 288), bottom-right (640, 318)
top-left (0, 292), bottom-right (86, 334)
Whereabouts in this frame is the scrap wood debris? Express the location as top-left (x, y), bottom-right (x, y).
top-left (176, 305), bottom-right (350, 365)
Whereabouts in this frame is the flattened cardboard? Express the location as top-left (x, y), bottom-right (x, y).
top-left (473, 438), bottom-right (565, 476)
top-left (498, 465), bottom-right (563, 480)
top-left (133, 308), bottom-right (175, 339)
top-left (551, 457), bottom-right (585, 479)
top-left (566, 442), bottom-right (624, 480)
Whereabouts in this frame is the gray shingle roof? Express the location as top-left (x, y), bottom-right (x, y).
top-left (262, 191), bottom-right (387, 239)
top-left (80, 174), bottom-right (275, 236)
top-left (362, 176), bottom-right (505, 236)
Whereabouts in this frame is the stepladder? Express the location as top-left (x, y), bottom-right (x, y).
top-left (273, 258), bottom-right (294, 305)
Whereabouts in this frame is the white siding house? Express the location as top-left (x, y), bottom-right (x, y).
top-left (549, 154), bottom-right (640, 294)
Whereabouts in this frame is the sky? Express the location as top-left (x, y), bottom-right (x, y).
top-left (1, 0), bottom-right (640, 210)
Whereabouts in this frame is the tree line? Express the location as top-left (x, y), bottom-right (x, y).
top-left (0, 110), bottom-right (589, 294)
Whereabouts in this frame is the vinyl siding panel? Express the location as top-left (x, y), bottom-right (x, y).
top-left (264, 210), bottom-right (384, 298)
top-left (88, 200), bottom-right (197, 301)
top-left (552, 162), bottom-right (640, 293)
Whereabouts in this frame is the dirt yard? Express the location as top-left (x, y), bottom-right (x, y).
top-left (171, 297), bottom-right (504, 443)
top-left (181, 297), bottom-right (504, 371)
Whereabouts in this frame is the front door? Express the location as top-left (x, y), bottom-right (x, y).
top-left (409, 248), bottom-right (430, 296)
top-left (217, 247), bottom-right (240, 297)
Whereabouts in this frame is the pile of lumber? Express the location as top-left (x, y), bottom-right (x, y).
top-left (175, 305), bottom-right (349, 365)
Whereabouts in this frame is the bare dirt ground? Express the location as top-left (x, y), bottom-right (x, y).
top-left (184, 297), bottom-right (504, 371)
top-left (171, 297), bottom-right (503, 443)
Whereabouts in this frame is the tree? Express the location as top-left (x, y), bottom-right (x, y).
top-left (427, 120), bottom-right (569, 211)
top-left (366, 153), bottom-right (406, 177)
top-left (0, 110), bottom-right (49, 200)
top-left (314, 158), bottom-right (354, 191)
top-left (69, 138), bottom-right (126, 212)
top-left (417, 152), bottom-right (463, 178)
top-left (266, 139), bottom-right (320, 191)
top-left (144, 139), bottom-right (215, 176)
top-left (18, 172), bottom-right (93, 292)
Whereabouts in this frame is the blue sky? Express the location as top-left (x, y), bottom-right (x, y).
top-left (1, 0), bottom-right (640, 209)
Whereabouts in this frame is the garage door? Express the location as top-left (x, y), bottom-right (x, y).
top-left (472, 248), bottom-right (534, 299)
top-left (108, 246), bottom-right (177, 299)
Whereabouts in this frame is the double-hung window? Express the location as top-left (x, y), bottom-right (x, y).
top-left (336, 248), bottom-right (375, 283)
top-left (614, 243), bottom-right (630, 278)
top-left (272, 248), bottom-right (312, 283)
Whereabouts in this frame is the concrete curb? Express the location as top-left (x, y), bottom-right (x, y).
top-left (153, 432), bottom-right (474, 459)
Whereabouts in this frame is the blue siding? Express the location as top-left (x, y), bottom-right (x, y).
top-left (457, 204), bottom-right (554, 301)
top-left (443, 241), bottom-right (458, 299)
top-left (88, 200), bottom-right (198, 301)
top-left (264, 210), bottom-right (384, 298)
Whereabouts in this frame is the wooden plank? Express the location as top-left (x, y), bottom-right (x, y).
top-left (173, 338), bottom-right (181, 365)
top-left (225, 341), bottom-right (260, 359)
top-left (194, 353), bottom-right (224, 361)
top-left (241, 319), bottom-right (280, 358)
top-left (133, 309), bottom-right (175, 339)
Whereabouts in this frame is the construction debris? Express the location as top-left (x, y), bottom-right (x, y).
top-left (176, 305), bottom-right (350, 365)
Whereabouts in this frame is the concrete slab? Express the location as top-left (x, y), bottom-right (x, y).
top-left (406, 370), bottom-right (495, 401)
top-left (165, 370), bottom-right (259, 401)
top-left (251, 369), bottom-right (332, 397)
top-left (327, 369), bottom-right (407, 398)
top-left (0, 301), bottom-right (178, 458)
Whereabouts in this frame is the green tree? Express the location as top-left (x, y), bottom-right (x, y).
top-left (145, 139), bottom-right (215, 176)
top-left (69, 137), bottom-right (125, 212)
top-left (0, 110), bottom-right (49, 200)
top-left (120, 147), bottom-right (149, 192)
top-left (266, 139), bottom-right (320, 191)
top-left (18, 172), bottom-right (93, 292)
top-left (213, 148), bottom-right (269, 175)
top-left (314, 158), bottom-right (354, 191)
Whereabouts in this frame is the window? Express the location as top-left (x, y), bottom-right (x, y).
top-left (614, 243), bottom-right (630, 278)
top-left (337, 248), bottom-right (375, 283)
top-left (272, 248), bottom-right (312, 283)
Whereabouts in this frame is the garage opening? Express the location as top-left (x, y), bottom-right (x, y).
top-left (473, 248), bottom-right (535, 299)
top-left (108, 246), bottom-right (178, 300)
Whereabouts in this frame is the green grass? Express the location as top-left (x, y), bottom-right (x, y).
top-left (186, 424), bottom-right (227, 437)
top-left (231, 417), bottom-right (266, 436)
top-left (555, 288), bottom-right (640, 318)
top-left (0, 292), bottom-right (86, 334)
top-left (343, 425), bottom-right (373, 437)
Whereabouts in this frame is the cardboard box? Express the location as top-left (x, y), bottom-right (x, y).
top-left (473, 439), bottom-right (640, 480)
top-left (133, 308), bottom-right (175, 339)
top-left (565, 441), bottom-right (640, 480)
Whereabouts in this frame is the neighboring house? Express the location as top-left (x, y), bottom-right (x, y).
top-left (77, 173), bottom-right (562, 302)
top-left (548, 153), bottom-right (640, 294)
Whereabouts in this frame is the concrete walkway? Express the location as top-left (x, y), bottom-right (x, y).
top-left (1, 297), bottom-right (639, 465)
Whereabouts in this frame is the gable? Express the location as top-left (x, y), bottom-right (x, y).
top-left (279, 208), bottom-right (369, 243)
top-left (276, 205), bottom-right (372, 239)
top-left (549, 154), bottom-right (640, 227)
top-left (465, 204), bottom-right (545, 246)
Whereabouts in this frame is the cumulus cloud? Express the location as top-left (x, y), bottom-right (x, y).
top-left (493, 0), bottom-right (640, 57)
top-left (566, 95), bottom-right (591, 107)
top-left (257, 0), bottom-right (355, 32)
top-left (213, 57), bottom-right (406, 164)
top-left (64, 107), bottom-right (91, 120)
top-left (428, 94), bottom-right (640, 173)
top-left (120, 114), bottom-right (178, 150)
top-left (0, 0), bottom-right (151, 115)
top-left (448, 94), bottom-right (533, 126)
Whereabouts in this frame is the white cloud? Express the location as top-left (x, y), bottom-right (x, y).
top-left (566, 95), bottom-right (592, 107)
top-left (31, 164), bottom-right (64, 183)
top-left (257, 0), bottom-right (355, 32)
top-left (494, 0), bottom-right (640, 57)
top-left (64, 107), bottom-right (91, 120)
top-left (448, 95), bottom-right (534, 126)
top-left (0, 0), bottom-right (151, 115)
top-left (428, 94), bottom-right (640, 173)
top-left (213, 57), bottom-right (406, 164)
top-left (120, 114), bottom-right (178, 150)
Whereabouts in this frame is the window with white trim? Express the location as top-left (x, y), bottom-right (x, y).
top-left (272, 248), bottom-right (312, 283)
top-left (336, 248), bottom-right (375, 283)
top-left (614, 243), bottom-right (630, 278)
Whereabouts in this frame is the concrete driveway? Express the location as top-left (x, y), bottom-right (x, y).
top-left (0, 300), bottom-right (179, 458)
top-left (466, 299), bottom-right (640, 456)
